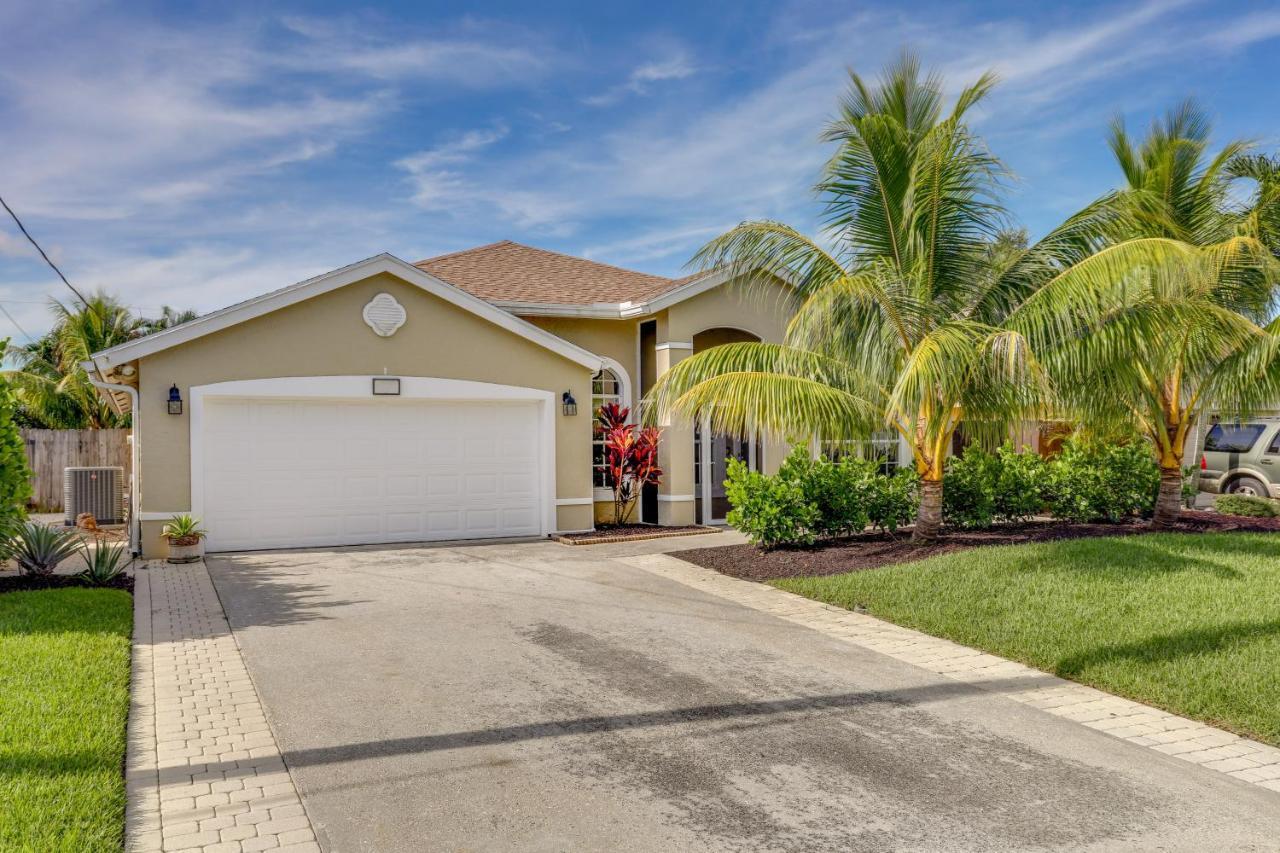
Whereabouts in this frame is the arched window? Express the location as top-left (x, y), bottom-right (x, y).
top-left (592, 368), bottom-right (623, 489)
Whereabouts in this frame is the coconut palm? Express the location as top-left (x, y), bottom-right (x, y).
top-left (142, 305), bottom-right (199, 333)
top-left (646, 53), bottom-right (1111, 540)
top-left (1009, 102), bottom-right (1280, 527)
top-left (3, 292), bottom-right (143, 428)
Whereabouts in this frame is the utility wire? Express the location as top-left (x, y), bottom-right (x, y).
top-left (0, 192), bottom-right (90, 306)
top-left (0, 301), bottom-right (32, 342)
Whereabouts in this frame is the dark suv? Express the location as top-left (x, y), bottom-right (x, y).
top-left (1198, 420), bottom-right (1280, 498)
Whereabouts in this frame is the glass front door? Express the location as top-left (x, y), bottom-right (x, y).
top-left (695, 420), bottom-right (760, 525)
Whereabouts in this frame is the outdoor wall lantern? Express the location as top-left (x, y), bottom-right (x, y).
top-left (562, 390), bottom-right (578, 416)
top-left (167, 384), bottom-right (183, 415)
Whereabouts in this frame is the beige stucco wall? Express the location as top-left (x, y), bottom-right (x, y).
top-left (134, 272), bottom-right (594, 556)
top-left (665, 278), bottom-right (793, 344)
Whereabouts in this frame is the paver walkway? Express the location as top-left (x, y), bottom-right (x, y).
top-left (128, 562), bottom-right (319, 852)
top-left (619, 551), bottom-right (1280, 794)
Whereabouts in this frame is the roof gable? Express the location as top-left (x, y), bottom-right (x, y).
top-left (85, 254), bottom-right (604, 373)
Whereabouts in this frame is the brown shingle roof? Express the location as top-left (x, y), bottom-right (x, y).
top-left (415, 240), bottom-right (688, 306)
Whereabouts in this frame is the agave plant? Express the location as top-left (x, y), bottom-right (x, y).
top-left (76, 542), bottom-right (131, 586)
top-left (161, 514), bottom-right (207, 545)
top-left (10, 522), bottom-right (81, 576)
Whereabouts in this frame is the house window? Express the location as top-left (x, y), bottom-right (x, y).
top-left (822, 431), bottom-right (901, 474)
top-left (592, 368), bottom-right (623, 489)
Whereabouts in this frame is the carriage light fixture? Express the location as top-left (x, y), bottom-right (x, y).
top-left (167, 384), bottom-right (183, 415)
top-left (562, 391), bottom-right (577, 416)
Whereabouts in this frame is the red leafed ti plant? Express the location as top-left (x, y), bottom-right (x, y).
top-left (596, 402), bottom-right (663, 525)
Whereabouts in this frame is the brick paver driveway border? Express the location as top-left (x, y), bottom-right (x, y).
top-left (619, 552), bottom-right (1280, 795)
top-left (127, 561), bottom-right (320, 852)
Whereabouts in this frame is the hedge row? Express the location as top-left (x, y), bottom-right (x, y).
top-left (725, 440), bottom-right (1161, 549)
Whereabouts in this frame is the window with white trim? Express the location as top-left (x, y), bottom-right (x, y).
top-left (592, 368), bottom-right (623, 489)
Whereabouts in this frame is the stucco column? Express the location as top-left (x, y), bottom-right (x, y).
top-left (655, 341), bottom-right (697, 525)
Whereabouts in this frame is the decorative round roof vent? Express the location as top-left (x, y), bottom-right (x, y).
top-left (362, 293), bottom-right (406, 337)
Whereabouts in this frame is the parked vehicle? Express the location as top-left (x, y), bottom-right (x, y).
top-left (1198, 420), bottom-right (1280, 497)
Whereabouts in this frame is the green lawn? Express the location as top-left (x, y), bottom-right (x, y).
top-left (0, 588), bottom-right (133, 851)
top-left (774, 532), bottom-right (1280, 745)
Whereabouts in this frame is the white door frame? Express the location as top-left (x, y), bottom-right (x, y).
top-left (190, 375), bottom-right (558, 542)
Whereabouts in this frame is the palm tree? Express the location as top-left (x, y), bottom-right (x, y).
top-left (1009, 102), bottom-right (1280, 527)
top-left (141, 305), bottom-right (199, 333)
top-left (646, 53), bottom-right (1109, 540)
top-left (3, 292), bottom-right (144, 428)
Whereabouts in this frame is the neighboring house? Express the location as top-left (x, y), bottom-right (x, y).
top-left (83, 241), bottom-right (796, 557)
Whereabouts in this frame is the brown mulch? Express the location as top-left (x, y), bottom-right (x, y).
top-left (675, 511), bottom-right (1280, 582)
top-left (555, 524), bottom-right (716, 545)
top-left (0, 573), bottom-right (135, 595)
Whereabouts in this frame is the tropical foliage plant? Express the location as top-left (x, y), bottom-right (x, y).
top-left (943, 442), bottom-right (1047, 529)
top-left (595, 403), bottom-right (662, 525)
top-left (724, 445), bottom-right (919, 549)
top-left (4, 293), bottom-right (142, 428)
top-left (9, 522), bottom-right (81, 576)
top-left (646, 52), bottom-right (1110, 540)
top-left (724, 456), bottom-right (819, 549)
top-left (160, 514), bottom-right (207, 545)
top-left (1009, 102), bottom-right (1280, 527)
top-left (1042, 440), bottom-right (1159, 523)
top-left (0, 357), bottom-right (32, 544)
top-left (3, 294), bottom-right (199, 428)
top-left (77, 542), bottom-right (131, 586)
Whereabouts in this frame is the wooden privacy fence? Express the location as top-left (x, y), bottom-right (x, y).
top-left (20, 429), bottom-right (132, 512)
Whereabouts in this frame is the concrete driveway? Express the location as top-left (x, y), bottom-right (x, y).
top-left (207, 537), bottom-right (1280, 852)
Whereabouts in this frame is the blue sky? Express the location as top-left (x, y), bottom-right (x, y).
top-left (2, 0), bottom-right (1280, 338)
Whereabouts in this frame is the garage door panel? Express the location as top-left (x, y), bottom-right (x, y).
top-left (201, 396), bottom-right (545, 551)
top-left (386, 475), bottom-right (423, 498)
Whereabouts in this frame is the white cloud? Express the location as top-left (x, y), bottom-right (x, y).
top-left (584, 54), bottom-right (698, 106)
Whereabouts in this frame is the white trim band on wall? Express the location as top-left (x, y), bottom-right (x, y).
top-left (655, 341), bottom-right (693, 351)
top-left (657, 494), bottom-right (696, 502)
top-left (555, 497), bottom-right (595, 506)
top-left (138, 511), bottom-right (186, 522)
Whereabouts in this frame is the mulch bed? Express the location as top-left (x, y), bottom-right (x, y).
top-left (554, 524), bottom-right (718, 545)
top-left (0, 573), bottom-right (135, 595)
top-left (675, 511), bottom-right (1280, 581)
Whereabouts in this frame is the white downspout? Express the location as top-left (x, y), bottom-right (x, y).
top-left (86, 362), bottom-right (141, 556)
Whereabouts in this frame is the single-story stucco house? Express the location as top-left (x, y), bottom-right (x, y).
top-left (83, 241), bottom-right (804, 557)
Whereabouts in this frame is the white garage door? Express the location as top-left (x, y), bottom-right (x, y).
top-left (199, 397), bottom-right (544, 551)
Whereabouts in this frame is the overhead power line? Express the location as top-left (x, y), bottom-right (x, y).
top-left (0, 192), bottom-right (90, 306)
top-left (0, 301), bottom-right (32, 343)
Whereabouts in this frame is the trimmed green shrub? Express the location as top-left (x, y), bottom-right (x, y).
top-left (867, 467), bottom-right (919, 533)
top-left (944, 443), bottom-right (1046, 529)
top-left (1045, 440), bottom-right (1159, 522)
top-left (724, 445), bottom-right (920, 547)
top-left (1215, 493), bottom-right (1280, 518)
top-left (994, 445), bottom-right (1049, 522)
top-left (0, 362), bottom-right (31, 541)
top-left (778, 447), bottom-right (879, 538)
top-left (943, 446), bottom-right (998, 528)
top-left (724, 457), bottom-right (818, 549)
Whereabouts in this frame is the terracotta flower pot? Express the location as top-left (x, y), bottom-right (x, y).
top-left (166, 535), bottom-right (204, 564)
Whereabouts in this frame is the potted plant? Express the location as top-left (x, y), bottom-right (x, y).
top-left (161, 514), bottom-right (207, 563)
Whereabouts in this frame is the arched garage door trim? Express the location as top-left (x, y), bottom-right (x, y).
top-left (190, 375), bottom-right (556, 550)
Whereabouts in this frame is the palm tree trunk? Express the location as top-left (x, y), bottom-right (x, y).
top-left (914, 478), bottom-right (943, 540)
top-left (1151, 465), bottom-right (1184, 528)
